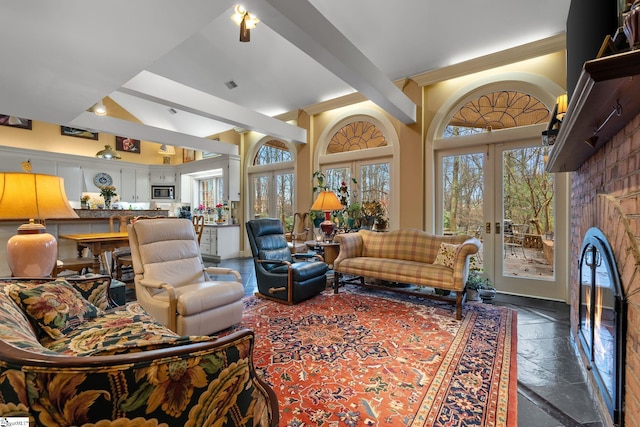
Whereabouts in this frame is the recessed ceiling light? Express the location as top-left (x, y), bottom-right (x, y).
top-left (225, 80), bottom-right (238, 89)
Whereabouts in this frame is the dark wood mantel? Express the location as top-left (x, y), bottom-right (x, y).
top-left (547, 49), bottom-right (640, 173)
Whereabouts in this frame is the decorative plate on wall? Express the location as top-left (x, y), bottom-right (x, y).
top-left (93, 172), bottom-right (112, 187)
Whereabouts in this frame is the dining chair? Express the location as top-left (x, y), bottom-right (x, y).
top-left (109, 215), bottom-right (133, 281)
top-left (192, 215), bottom-right (205, 245)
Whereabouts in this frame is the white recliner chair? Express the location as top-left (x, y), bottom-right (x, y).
top-left (128, 217), bottom-right (244, 336)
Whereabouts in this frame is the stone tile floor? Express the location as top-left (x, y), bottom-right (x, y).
top-left (205, 257), bottom-right (605, 426)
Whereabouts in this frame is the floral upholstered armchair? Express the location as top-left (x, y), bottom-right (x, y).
top-left (0, 275), bottom-right (279, 426)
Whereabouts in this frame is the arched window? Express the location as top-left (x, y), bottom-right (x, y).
top-left (443, 90), bottom-right (550, 137)
top-left (247, 138), bottom-right (296, 230)
top-left (253, 139), bottom-right (293, 164)
top-left (316, 114), bottom-right (398, 229)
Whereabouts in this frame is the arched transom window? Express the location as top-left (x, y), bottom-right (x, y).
top-left (327, 121), bottom-right (388, 153)
top-left (443, 91), bottom-right (550, 138)
top-left (253, 139), bottom-right (292, 165)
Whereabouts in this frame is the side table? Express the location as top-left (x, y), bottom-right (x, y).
top-left (304, 240), bottom-right (340, 268)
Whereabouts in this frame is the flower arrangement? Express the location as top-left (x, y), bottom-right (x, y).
top-left (336, 178), bottom-right (357, 208)
top-left (215, 203), bottom-right (225, 221)
top-left (99, 185), bottom-right (117, 200)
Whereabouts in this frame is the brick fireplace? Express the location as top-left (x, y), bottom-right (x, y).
top-left (571, 112), bottom-right (640, 426)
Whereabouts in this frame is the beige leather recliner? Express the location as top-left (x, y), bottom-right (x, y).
top-left (128, 218), bottom-right (244, 336)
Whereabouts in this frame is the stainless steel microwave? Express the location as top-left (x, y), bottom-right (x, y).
top-left (151, 185), bottom-right (175, 200)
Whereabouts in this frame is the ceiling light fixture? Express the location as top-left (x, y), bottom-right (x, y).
top-left (95, 144), bottom-right (121, 160)
top-left (168, 108), bottom-right (177, 114)
top-left (93, 100), bottom-right (107, 116)
top-left (231, 5), bottom-right (259, 42)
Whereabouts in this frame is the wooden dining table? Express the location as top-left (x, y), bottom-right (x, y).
top-left (58, 232), bottom-right (130, 273)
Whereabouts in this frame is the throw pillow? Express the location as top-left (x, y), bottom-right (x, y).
top-left (8, 280), bottom-right (104, 340)
top-left (434, 242), bottom-right (459, 268)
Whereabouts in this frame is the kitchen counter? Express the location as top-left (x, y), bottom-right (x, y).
top-left (74, 209), bottom-right (169, 219)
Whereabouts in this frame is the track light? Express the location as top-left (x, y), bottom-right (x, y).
top-left (93, 101), bottom-right (107, 116)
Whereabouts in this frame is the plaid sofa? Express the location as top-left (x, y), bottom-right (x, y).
top-left (333, 229), bottom-right (481, 320)
top-left (0, 275), bottom-right (278, 427)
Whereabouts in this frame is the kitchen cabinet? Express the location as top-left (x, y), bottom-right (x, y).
top-left (199, 225), bottom-right (240, 260)
top-left (150, 167), bottom-right (176, 184)
top-left (119, 169), bottom-right (150, 202)
top-left (227, 156), bottom-right (240, 201)
top-left (57, 162), bottom-right (82, 201)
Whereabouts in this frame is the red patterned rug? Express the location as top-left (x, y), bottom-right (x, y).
top-left (240, 286), bottom-right (518, 426)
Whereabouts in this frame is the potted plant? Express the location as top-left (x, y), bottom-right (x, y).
top-left (309, 210), bottom-right (323, 228)
top-left (346, 201), bottom-right (362, 229)
top-left (312, 170), bottom-right (328, 194)
top-left (465, 269), bottom-right (489, 302)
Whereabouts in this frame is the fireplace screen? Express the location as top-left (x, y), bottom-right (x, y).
top-left (579, 227), bottom-right (625, 425)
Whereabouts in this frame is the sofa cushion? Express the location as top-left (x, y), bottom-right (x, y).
top-left (7, 281), bottom-right (103, 340)
top-left (434, 242), bottom-right (458, 268)
top-left (42, 302), bottom-right (215, 356)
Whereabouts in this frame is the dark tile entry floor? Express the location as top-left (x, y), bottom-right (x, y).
top-left (209, 257), bottom-right (605, 427)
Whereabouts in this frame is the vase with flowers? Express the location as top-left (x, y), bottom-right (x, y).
top-left (99, 185), bottom-right (117, 209)
top-left (215, 203), bottom-right (225, 222)
top-left (80, 195), bottom-right (90, 209)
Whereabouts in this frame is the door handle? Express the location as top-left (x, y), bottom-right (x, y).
top-left (495, 222), bottom-right (501, 234)
top-left (485, 222), bottom-right (491, 234)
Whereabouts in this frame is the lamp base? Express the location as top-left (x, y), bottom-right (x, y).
top-left (320, 219), bottom-right (335, 242)
top-left (6, 221), bottom-right (57, 277)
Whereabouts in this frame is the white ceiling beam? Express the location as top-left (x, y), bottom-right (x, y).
top-left (245, 0), bottom-right (416, 124)
top-left (70, 112), bottom-right (239, 156)
top-left (119, 71), bottom-right (307, 144)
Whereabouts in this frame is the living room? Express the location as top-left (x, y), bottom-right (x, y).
top-left (0, 1), bottom-right (637, 425)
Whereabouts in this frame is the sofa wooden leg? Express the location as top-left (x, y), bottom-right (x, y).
top-left (456, 293), bottom-right (463, 320)
top-left (334, 273), bottom-right (341, 293)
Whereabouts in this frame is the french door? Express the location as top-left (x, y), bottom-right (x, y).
top-left (436, 140), bottom-right (567, 300)
top-left (249, 170), bottom-right (294, 225)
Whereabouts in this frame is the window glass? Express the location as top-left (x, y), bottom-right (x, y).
top-left (443, 91), bottom-right (550, 138)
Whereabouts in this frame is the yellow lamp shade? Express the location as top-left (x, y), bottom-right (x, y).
top-left (0, 173), bottom-right (78, 219)
top-left (310, 191), bottom-right (343, 212)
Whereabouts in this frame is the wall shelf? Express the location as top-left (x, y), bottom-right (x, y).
top-left (547, 49), bottom-right (640, 172)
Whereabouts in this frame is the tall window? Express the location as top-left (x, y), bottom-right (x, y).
top-left (319, 118), bottom-right (394, 226)
top-left (248, 139), bottom-right (296, 230)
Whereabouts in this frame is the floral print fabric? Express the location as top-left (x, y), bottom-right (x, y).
top-left (7, 281), bottom-right (103, 340)
top-left (0, 277), bottom-right (278, 426)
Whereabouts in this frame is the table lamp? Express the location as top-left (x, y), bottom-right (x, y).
top-left (0, 172), bottom-right (79, 277)
top-left (310, 190), bottom-right (343, 241)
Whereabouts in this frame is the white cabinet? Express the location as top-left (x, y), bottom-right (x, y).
top-left (120, 169), bottom-right (150, 202)
top-left (57, 162), bottom-right (82, 201)
top-left (200, 225), bottom-right (240, 260)
top-left (226, 157), bottom-right (240, 201)
top-left (150, 167), bottom-right (176, 184)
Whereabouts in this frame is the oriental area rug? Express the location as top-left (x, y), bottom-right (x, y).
top-left (239, 286), bottom-right (518, 427)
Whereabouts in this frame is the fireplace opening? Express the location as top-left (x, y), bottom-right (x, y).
top-left (579, 227), bottom-right (626, 426)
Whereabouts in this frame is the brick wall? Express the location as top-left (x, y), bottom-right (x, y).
top-left (571, 112), bottom-right (640, 426)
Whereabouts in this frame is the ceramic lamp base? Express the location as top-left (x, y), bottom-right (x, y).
top-left (320, 212), bottom-right (335, 241)
top-left (6, 221), bottom-right (57, 277)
